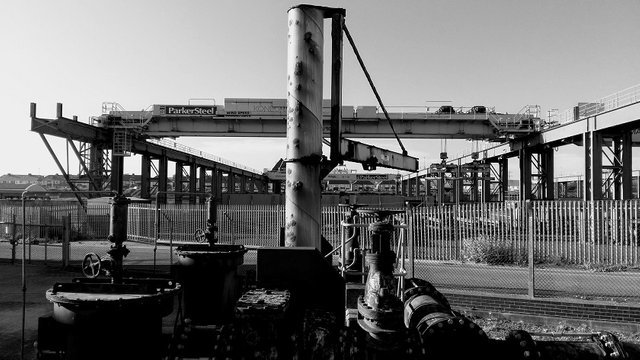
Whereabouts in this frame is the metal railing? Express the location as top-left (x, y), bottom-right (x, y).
top-left (4, 199), bottom-right (639, 267)
top-left (551, 83), bottom-right (640, 126)
top-left (3, 199), bottom-right (640, 302)
top-left (146, 138), bottom-right (262, 175)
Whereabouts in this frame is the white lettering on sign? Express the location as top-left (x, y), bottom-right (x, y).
top-left (164, 106), bottom-right (217, 116)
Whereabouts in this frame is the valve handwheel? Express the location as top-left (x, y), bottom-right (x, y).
top-left (194, 228), bottom-right (206, 243)
top-left (82, 253), bottom-right (102, 278)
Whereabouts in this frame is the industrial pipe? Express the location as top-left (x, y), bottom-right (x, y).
top-left (403, 278), bottom-right (489, 358)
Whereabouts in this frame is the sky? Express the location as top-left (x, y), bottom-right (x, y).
top-left (1, 0), bottom-right (639, 178)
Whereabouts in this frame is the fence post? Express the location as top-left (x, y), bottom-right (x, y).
top-left (527, 200), bottom-right (535, 299)
top-left (406, 204), bottom-right (415, 278)
top-left (28, 214), bottom-right (32, 264)
top-left (154, 199), bottom-right (160, 272)
top-left (11, 214), bottom-right (16, 264)
top-left (62, 215), bottom-right (70, 269)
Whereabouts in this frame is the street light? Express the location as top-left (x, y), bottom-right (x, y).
top-left (20, 183), bottom-right (39, 360)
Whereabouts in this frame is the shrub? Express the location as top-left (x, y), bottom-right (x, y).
top-left (462, 235), bottom-right (527, 265)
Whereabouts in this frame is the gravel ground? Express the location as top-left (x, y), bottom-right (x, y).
top-left (468, 313), bottom-right (640, 344)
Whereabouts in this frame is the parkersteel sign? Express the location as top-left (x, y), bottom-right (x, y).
top-left (159, 105), bottom-right (218, 116)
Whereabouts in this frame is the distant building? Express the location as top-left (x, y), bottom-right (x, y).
top-left (0, 173), bottom-right (43, 185)
top-left (41, 174), bottom-right (67, 190)
top-left (0, 183), bottom-right (48, 199)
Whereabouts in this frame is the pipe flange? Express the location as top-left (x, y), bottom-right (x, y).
top-left (357, 295), bottom-right (403, 334)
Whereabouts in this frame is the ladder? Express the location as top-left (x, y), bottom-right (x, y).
top-left (113, 128), bottom-right (132, 157)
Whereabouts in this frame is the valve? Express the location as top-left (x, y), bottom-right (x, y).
top-left (81, 253), bottom-right (102, 278)
top-left (356, 208), bottom-right (405, 343)
top-left (81, 252), bottom-right (114, 278)
top-left (194, 229), bottom-right (206, 243)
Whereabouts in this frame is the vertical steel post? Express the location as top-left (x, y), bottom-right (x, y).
top-left (62, 215), bottom-right (70, 269)
top-left (111, 153), bottom-right (124, 195)
top-left (158, 155), bottom-right (168, 204)
top-left (175, 162), bottom-right (183, 204)
top-left (527, 200), bottom-right (535, 298)
top-left (622, 132), bottom-right (633, 199)
top-left (519, 148), bottom-right (532, 200)
top-left (141, 154), bottom-right (152, 199)
top-left (11, 214), bottom-right (16, 264)
top-left (189, 163), bottom-right (197, 204)
top-left (108, 195), bottom-right (129, 283)
top-left (330, 13), bottom-right (344, 164)
top-left (285, 5), bottom-right (325, 249)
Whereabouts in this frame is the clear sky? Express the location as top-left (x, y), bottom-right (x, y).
top-left (1, 0), bottom-right (639, 177)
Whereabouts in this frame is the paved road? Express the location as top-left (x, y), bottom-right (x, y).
top-left (2, 240), bottom-right (639, 301)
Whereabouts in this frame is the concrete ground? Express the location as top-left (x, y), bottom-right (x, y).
top-left (0, 260), bottom-right (78, 360)
top-left (0, 260), bottom-right (180, 360)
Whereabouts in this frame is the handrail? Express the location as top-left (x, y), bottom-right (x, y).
top-left (550, 83), bottom-right (640, 126)
top-left (146, 138), bottom-right (262, 175)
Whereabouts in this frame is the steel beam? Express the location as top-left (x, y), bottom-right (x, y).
top-left (137, 115), bottom-right (505, 139)
top-left (66, 138), bottom-right (100, 192)
top-left (340, 138), bottom-right (418, 171)
top-left (38, 134), bottom-right (86, 209)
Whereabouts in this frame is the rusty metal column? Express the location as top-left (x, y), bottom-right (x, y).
top-left (158, 154), bottom-right (168, 204)
top-left (499, 157), bottom-right (509, 202)
top-left (227, 172), bottom-right (234, 194)
top-left (239, 174), bottom-right (247, 194)
top-left (89, 143), bottom-right (106, 191)
top-left (141, 154), bottom-right (151, 199)
top-left (199, 166), bottom-right (207, 204)
top-left (542, 148), bottom-right (555, 200)
top-left (111, 153), bottom-right (124, 195)
top-left (519, 149), bottom-right (532, 201)
top-left (584, 131), bottom-right (603, 200)
top-left (622, 132), bottom-right (633, 199)
top-left (189, 162), bottom-right (197, 204)
top-left (175, 162), bottom-right (184, 204)
top-left (285, 5), bottom-right (325, 249)
top-left (481, 161), bottom-right (492, 202)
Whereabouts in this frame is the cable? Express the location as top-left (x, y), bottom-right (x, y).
top-left (343, 23), bottom-right (408, 156)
